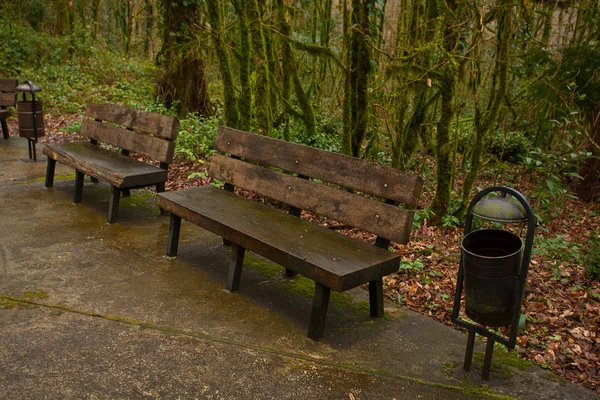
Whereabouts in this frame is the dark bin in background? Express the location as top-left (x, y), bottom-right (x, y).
top-left (461, 229), bottom-right (522, 327)
top-left (17, 101), bottom-right (45, 139)
top-left (16, 81), bottom-right (44, 160)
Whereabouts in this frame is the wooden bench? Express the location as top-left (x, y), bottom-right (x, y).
top-left (43, 104), bottom-right (179, 223)
top-left (0, 79), bottom-right (18, 139)
top-left (156, 127), bottom-right (422, 340)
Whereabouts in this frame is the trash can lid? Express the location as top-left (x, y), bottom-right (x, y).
top-left (472, 193), bottom-right (527, 223)
top-left (16, 83), bottom-right (42, 93)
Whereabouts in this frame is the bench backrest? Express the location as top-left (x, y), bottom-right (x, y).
top-left (80, 103), bottom-right (179, 165)
top-left (209, 126), bottom-right (423, 244)
top-left (0, 79), bottom-right (17, 108)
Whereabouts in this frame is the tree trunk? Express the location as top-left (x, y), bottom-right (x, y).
top-left (232, 0), bottom-right (252, 131)
top-left (206, 0), bottom-right (239, 128)
top-left (456, 1), bottom-right (512, 218)
top-left (344, 0), bottom-right (372, 157)
top-left (157, 0), bottom-right (213, 117)
top-left (246, 0), bottom-right (272, 135)
top-left (430, 0), bottom-right (459, 222)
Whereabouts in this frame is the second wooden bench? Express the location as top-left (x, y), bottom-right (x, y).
top-left (43, 103), bottom-right (179, 223)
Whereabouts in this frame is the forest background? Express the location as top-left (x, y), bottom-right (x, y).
top-left (0, 0), bottom-right (598, 393)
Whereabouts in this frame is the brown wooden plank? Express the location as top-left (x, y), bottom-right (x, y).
top-left (0, 79), bottom-right (17, 92)
top-left (214, 126), bottom-right (423, 206)
top-left (156, 186), bottom-right (401, 292)
top-left (43, 142), bottom-right (167, 188)
top-left (208, 154), bottom-right (414, 243)
top-left (0, 92), bottom-right (16, 107)
top-left (79, 119), bottom-right (175, 163)
top-left (84, 103), bottom-right (179, 139)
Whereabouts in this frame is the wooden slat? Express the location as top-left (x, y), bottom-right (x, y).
top-left (156, 186), bottom-right (401, 292)
top-left (79, 119), bottom-right (175, 163)
top-left (43, 142), bottom-right (167, 188)
top-left (209, 154), bottom-right (414, 243)
top-left (0, 79), bottom-right (17, 92)
top-left (214, 126), bottom-right (423, 206)
top-left (84, 103), bottom-right (179, 139)
top-left (0, 92), bottom-right (16, 107)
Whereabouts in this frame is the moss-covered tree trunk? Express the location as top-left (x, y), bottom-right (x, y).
top-left (456, 1), bottom-right (512, 218)
top-left (246, 0), bottom-right (272, 135)
top-left (277, 0), bottom-right (317, 140)
top-left (206, 0), bottom-right (238, 127)
top-left (232, 0), bottom-right (252, 131)
top-left (157, 0), bottom-right (212, 118)
top-left (430, 0), bottom-right (460, 222)
top-left (430, 64), bottom-right (457, 221)
top-left (55, 0), bottom-right (71, 35)
top-left (143, 0), bottom-right (154, 57)
top-left (343, 0), bottom-right (373, 157)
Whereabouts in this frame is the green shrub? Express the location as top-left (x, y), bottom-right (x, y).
top-left (175, 114), bottom-right (221, 160)
top-left (486, 130), bottom-right (532, 162)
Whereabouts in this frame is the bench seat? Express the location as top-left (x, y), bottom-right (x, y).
top-left (157, 185), bottom-right (401, 292)
top-left (44, 142), bottom-right (167, 189)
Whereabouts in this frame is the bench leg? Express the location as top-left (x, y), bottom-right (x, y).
top-left (308, 283), bottom-right (331, 341)
top-left (45, 158), bottom-right (56, 188)
top-left (108, 186), bottom-right (121, 223)
top-left (156, 183), bottom-right (168, 215)
top-left (166, 214), bottom-right (181, 256)
top-left (227, 244), bottom-right (245, 292)
top-left (73, 170), bottom-right (84, 204)
top-left (285, 268), bottom-right (298, 277)
top-left (1, 118), bottom-right (8, 139)
top-left (369, 278), bottom-right (384, 318)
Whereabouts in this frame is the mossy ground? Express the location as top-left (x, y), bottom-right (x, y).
top-left (0, 290), bottom-right (48, 309)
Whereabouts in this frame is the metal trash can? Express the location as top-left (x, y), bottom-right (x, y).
top-left (462, 228), bottom-right (522, 327)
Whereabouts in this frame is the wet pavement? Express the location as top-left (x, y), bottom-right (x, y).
top-left (0, 137), bottom-right (597, 399)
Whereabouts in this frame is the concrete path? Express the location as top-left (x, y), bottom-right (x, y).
top-left (0, 137), bottom-right (597, 399)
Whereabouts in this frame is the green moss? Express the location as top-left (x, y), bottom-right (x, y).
top-left (120, 190), bottom-right (158, 213)
top-left (458, 382), bottom-right (515, 399)
top-left (0, 290), bottom-right (48, 310)
top-left (243, 254), bottom-right (282, 278)
top-left (20, 173), bottom-right (75, 185)
top-left (473, 348), bottom-right (532, 372)
top-left (22, 290), bottom-right (48, 301)
top-left (441, 361), bottom-right (459, 375)
top-left (0, 298), bottom-right (17, 309)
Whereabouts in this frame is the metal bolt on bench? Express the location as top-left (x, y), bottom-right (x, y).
top-left (451, 186), bottom-right (536, 380)
top-left (16, 81), bottom-right (45, 161)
